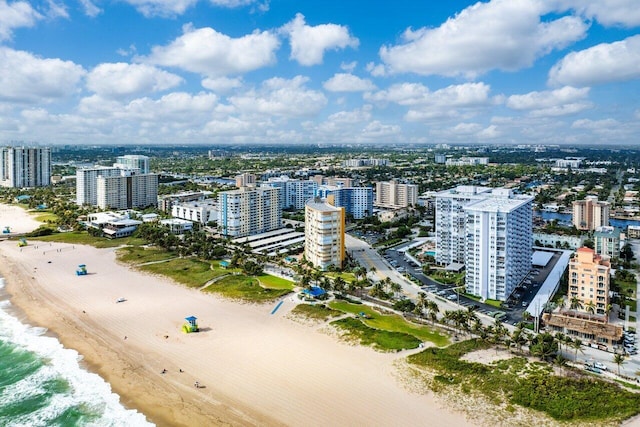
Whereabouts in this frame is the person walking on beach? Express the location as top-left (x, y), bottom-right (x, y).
top-left (194, 381), bottom-right (199, 388)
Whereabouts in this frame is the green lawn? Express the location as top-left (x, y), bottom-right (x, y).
top-left (203, 274), bottom-right (291, 302)
top-left (116, 246), bottom-right (177, 264)
top-left (31, 210), bottom-right (59, 223)
top-left (31, 231), bottom-right (146, 248)
top-left (138, 257), bottom-right (227, 288)
top-left (291, 303), bottom-right (342, 321)
top-left (256, 274), bottom-right (295, 290)
top-left (329, 301), bottom-right (449, 347)
top-left (331, 317), bottom-right (421, 351)
top-left (326, 271), bottom-right (357, 283)
top-left (408, 339), bottom-right (640, 423)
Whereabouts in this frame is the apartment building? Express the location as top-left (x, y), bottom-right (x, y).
top-left (0, 146), bottom-right (51, 188)
top-left (374, 180), bottom-right (418, 208)
top-left (261, 176), bottom-right (318, 210)
top-left (304, 198), bottom-right (345, 270)
top-left (158, 191), bottom-right (211, 212)
top-left (218, 187), bottom-right (281, 237)
top-left (572, 196), bottom-right (609, 231)
top-left (235, 172), bottom-right (257, 188)
top-left (310, 175), bottom-right (357, 188)
top-left (315, 185), bottom-right (373, 219)
top-left (115, 155), bottom-right (150, 174)
top-left (171, 199), bottom-right (217, 225)
top-left (435, 186), bottom-right (494, 266)
top-left (594, 226), bottom-right (621, 259)
top-left (97, 172), bottom-right (158, 210)
top-left (568, 247), bottom-right (610, 315)
top-left (76, 166), bottom-right (123, 205)
top-left (463, 190), bottom-right (533, 301)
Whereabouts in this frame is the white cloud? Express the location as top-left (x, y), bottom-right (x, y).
top-left (0, 47), bottom-right (85, 103)
top-left (571, 118), bottom-right (620, 130)
top-left (549, 35), bottom-right (640, 87)
top-left (323, 73), bottom-right (376, 92)
top-left (506, 86), bottom-right (591, 116)
top-left (201, 76), bottom-right (243, 92)
top-left (367, 82), bottom-right (492, 121)
top-left (281, 13), bottom-right (359, 66)
top-left (0, 0), bottom-right (42, 40)
top-left (209, 0), bottom-right (256, 7)
top-left (366, 62), bottom-right (386, 77)
top-left (477, 124), bottom-right (500, 139)
top-left (340, 61), bottom-right (357, 72)
top-left (78, 0), bottom-right (102, 17)
top-left (86, 63), bottom-right (183, 99)
top-left (360, 120), bottom-right (401, 140)
top-left (229, 75), bottom-right (327, 117)
top-left (144, 24), bottom-right (279, 77)
top-left (559, 0), bottom-right (640, 27)
top-left (380, 0), bottom-right (588, 77)
top-left (120, 0), bottom-right (198, 17)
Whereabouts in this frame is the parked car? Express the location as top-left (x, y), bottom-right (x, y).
top-left (593, 362), bottom-right (607, 371)
top-left (447, 294), bottom-right (457, 301)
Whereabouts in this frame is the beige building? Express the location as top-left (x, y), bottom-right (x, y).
top-left (572, 196), bottom-right (609, 231)
top-left (304, 198), bottom-right (345, 270)
top-left (568, 247), bottom-right (610, 315)
top-left (374, 180), bottom-right (418, 208)
top-left (96, 173), bottom-right (158, 210)
top-left (235, 172), bottom-right (256, 188)
top-left (218, 187), bottom-right (281, 238)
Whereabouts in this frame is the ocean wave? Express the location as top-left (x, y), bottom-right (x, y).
top-left (0, 281), bottom-right (153, 427)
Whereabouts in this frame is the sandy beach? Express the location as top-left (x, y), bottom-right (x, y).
top-left (0, 205), bottom-right (474, 426)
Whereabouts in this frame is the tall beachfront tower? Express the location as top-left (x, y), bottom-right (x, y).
top-left (97, 172), bottom-right (158, 210)
top-left (76, 166), bottom-right (122, 205)
top-left (435, 186), bottom-right (493, 266)
top-left (463, 189), bottom-right (533, 301)
top-left (115, 155), bottom-right (150, 174)
top-left (218, 187), bottom-right (281, 238)
top-left (572, 196), bottom-right (609, 231)
top-left (374, 180), bottom-right (418, 208)
top-left (0, 146), bottom-right (51, 188)
top-left (304, 198), bottom-right (345, 270)
top-left (569, 247), bottom-right (610, 315)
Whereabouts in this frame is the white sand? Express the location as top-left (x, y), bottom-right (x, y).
top-left (0, 204), bottom-right (43, 234)
top-left (0, 204), bottom-right (475, 426)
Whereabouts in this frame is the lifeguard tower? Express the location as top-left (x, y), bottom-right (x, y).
top-left (76, 264), bottom-right (88, 276)
top-left (2, 226), bottom-right (10, 234)
top-left (182, 316), bottom-right (199, 333)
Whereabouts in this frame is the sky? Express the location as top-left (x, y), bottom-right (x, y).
top-left (0, 0), bottom-right (639, 146)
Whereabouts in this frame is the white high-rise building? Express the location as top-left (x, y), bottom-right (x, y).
top-left (115, 155), bottom-right (150, 174)
top-left (435, 186), bottom-right (493, 266)
top-left (96, 172), bottom-right (158, 210)
top-left (0, 147), bottom-right (51, 188)
top-left (305, 198), bottom-right (345, 270)
top-left (218, 187), bottom-right (281, 237)
top-left (76, 166), bottom-right (122, 205)
top-left (463, 190), bottom-right (533, 301)
top-left (262, 176), bottom-right (318, 210)
top-left (375, 180), bottom-right (418, 208)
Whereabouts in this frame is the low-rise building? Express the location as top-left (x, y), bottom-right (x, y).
top-left (171, 198), bottom-right (217, 225)
top-left (160, 218), bottom-right (194, 235)
top-left (594, 226), bottom-right (621, 259)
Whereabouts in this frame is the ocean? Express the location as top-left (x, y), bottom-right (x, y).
top-left (0, 279), bottom-right (153, 427)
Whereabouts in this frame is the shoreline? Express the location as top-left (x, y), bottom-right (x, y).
top-left (0, 249), bottom-right (258, 427)
top-left (0, 239), bottom-right (472, 426)
top-left (0, 203), bottom-right (473, 426)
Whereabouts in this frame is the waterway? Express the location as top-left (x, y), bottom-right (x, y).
top-left (534, 211), bottom-right (640, 229)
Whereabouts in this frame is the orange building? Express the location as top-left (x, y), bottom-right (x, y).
top-left (568, 247), bottom-right (610, 315)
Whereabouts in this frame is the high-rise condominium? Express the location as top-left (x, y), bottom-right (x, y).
top-left (304, 198), bottom-right (345, 270)
top-left (568, 247), bottom-right (610, 315)
top-left (435, 186), bottom-right (533, 301)
top-left (374, 180), bottom-right (418, 208)
top-left (218, 187), bottom-right (281, 237)
top-left (572, 196), bottom-right (609, 231)
top-left (115, 155), bottom-right (150, 174)
top-left (0, 146), bottom-right (51, 188)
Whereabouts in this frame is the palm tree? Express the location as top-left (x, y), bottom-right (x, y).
top-left (570, 297), bottom-right (584, 311)
top-left (333, 277), bottom-right (346, 295)
top-left (613, 353), bottom-right (626, 376)
top-left (390, 282), bottom-right (402, 299)
top-left (554, 354), bottom-right (568, 373)
top-left (585, 301), bottom-right (596, 319)
top-left (571, 338), bottom-right (584, 362)
top-left (426, 300), bottom-right (439, 324)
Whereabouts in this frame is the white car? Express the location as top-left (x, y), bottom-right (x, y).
top-left (593, 362), bottom-right (607, 371)
top-left (447, 294), bottom-right (458, 301)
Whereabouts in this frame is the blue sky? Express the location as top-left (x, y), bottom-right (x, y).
top-left (0, 0), bottom-right (639, 146)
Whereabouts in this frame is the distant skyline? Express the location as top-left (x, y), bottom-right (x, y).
top-left (0, 0), bottom-right (639, 146)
